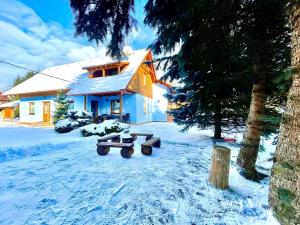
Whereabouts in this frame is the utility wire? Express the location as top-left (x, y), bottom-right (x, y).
top-left (0, 60), bottom-right (98, 89)
top-left (0, 60), bottom-right (78, 84)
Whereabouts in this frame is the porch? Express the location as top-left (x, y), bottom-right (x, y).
top-left (71, 90), bottom-right (136, 124)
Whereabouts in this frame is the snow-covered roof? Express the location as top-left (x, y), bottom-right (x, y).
top-left (68, 49), bottom-right (149, 95)
top-left (0, 92), bottom-right (9, 101)
top-left (0, 100), bottom-right (19, 109)
top-left (4, 49), bottom-right (149, 96)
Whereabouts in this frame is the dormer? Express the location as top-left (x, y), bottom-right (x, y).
top-left (83, 61), bottom-right (129, 79)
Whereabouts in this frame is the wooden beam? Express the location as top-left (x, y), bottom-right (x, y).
top-left (84, 95), bottom-right (87, 110)
top-left (83, 62), bottom-right (129, 72)
top-left (120, 90), bottom-right (123, 122)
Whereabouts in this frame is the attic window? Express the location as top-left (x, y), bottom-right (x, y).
top-left (106, 67), bottom-right (118, 76)
top-left (92, 70), bottom-right (103, 78)
top-left (85, 62), bottom-right (129, 79)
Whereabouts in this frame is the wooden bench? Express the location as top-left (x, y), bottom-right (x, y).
top-left (130, 133), bottom-right (153, 141)
top-left (141, 137), bottom-right (161, 155)
top-left (97, 134), bottom-right (121, 143)
top-left (97, 142), bottom-right (134, 158)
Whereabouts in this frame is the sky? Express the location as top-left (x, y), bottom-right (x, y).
top-left (0, 0), bottom-right (156, 91)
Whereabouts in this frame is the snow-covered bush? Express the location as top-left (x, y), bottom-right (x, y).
top-left (54, 118), bottom-right (79, 133)
top-left (67, 110), bottom-right (93, 126)
top-left (80, 120), bottom-right (130, 137)
top-left (55, 110), bottom-right (93, 133)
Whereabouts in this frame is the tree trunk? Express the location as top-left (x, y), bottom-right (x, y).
top-left (269, 4), bottom-right (300, 224)
top-left (237, 64), bottom-right (267, 180)
top-left (214, 101), bottom-right (222, 139)
top-left (209, 146), bottom-right (231, 190)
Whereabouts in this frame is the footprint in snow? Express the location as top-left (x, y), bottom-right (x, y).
top-left (242, 207), bottom-right (262, 217)
top-left (87, 205), bottom-right (102, 213)
top-left (36, 198), bottom-right (57, 209)
top-left (25, 171), bottom-right (35, 176)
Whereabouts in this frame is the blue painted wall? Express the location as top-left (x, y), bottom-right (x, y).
top-left (19, 86), bottom-right (169, 124)
top-left (152, 84), bottom-right (169, 121)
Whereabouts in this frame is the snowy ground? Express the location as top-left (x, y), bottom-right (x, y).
top-left (0, 122), bottom-right (279, 225)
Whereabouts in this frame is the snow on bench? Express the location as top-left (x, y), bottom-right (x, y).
top-left (141, 137), bottom-right (161, 155)
top-left (97, 134), bottom-right (121, 143)
top-left (96, 142), bottom-right (134, 159)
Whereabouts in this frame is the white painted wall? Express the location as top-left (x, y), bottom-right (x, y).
top-left (20, 96), bottom-right (55, 123)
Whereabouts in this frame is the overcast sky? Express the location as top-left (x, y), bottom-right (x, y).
top-left (0, 0), bottom-right (155, 91)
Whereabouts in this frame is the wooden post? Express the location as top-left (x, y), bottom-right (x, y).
top-left (119, 91), bottom-right (123, 122)
top-left (208, 146), bottom-right (231, 190)
top-left (84, 95), bottom-right (87, 111)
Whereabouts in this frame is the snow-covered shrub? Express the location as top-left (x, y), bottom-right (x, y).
top-left (54, 118), bottom-right (79, 133)
top-left (67, 110), bottom-right (93, 126)
top-left (67, 110), bottom-right (79, 120)
top-left (55, 110), bottom-right (93, 133)
top-left (80, 120), bottom-right (130, 137)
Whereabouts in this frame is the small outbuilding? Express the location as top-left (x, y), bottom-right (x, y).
top-left (0, 100), bottom-right (19, 121)
top-left (0, 92), bottom-right (9, 105)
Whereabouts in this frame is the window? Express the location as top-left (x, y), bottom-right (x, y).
top-left (29, 102), bottom-right (35, 115)
top-left (111, 100), bottom-right (120, 114)
top-left (106, 67), bottom-right (118, 76)
top-left (92, 70), bottom-right (103, 78)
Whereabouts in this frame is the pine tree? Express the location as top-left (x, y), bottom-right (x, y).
top-left (269, 2), bottom-right (300, 224)
top-left (53, 90), bottom-right (72, 124)
top-left (70, 0), bottom-right (136, 58)
top-left (236, 0), bottom-right (290, 180)
top-left (145, 0), bottom-right (252, 138)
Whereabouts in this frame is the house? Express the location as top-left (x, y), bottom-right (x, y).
top-left (3, 49), bottom-right (171, 124)
top-left (0, 100), bottom-right (19, 121)
top-left (0, 92), bottom-right (9, 105)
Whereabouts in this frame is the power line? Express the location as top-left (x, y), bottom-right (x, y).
top-left (0, 60), bottom-right (79, 84)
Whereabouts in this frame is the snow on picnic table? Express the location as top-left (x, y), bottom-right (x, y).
top-left (0, 122), bottom-right (278, 225)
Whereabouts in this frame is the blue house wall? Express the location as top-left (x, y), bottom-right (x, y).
top-left (19, 86), bottom-right (169, 124)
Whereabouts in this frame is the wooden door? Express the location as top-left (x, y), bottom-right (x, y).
top-left (43, 102), bottom-right (51, 123)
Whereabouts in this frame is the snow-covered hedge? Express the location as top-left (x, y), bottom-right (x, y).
top-left (54, 118), bottom-right (79, 133)
top-left (55, 110), bottom-right (93, 133)
top-left (80, 120), bottom-right (130, 137)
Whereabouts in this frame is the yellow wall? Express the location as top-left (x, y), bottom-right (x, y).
top-left (127, 61), bottom-right (154, 99)
top-left (1, 108), bottom-right (14, 120)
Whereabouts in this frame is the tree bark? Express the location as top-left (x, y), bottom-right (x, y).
top-left (209, 146), bottom-right (231, 190)
top-left (214, 101), bottom-right (222, 139)
top-left (269, 4), bottom-right (300, 224)
top-left (237, 64), bottom-right (267, 180)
